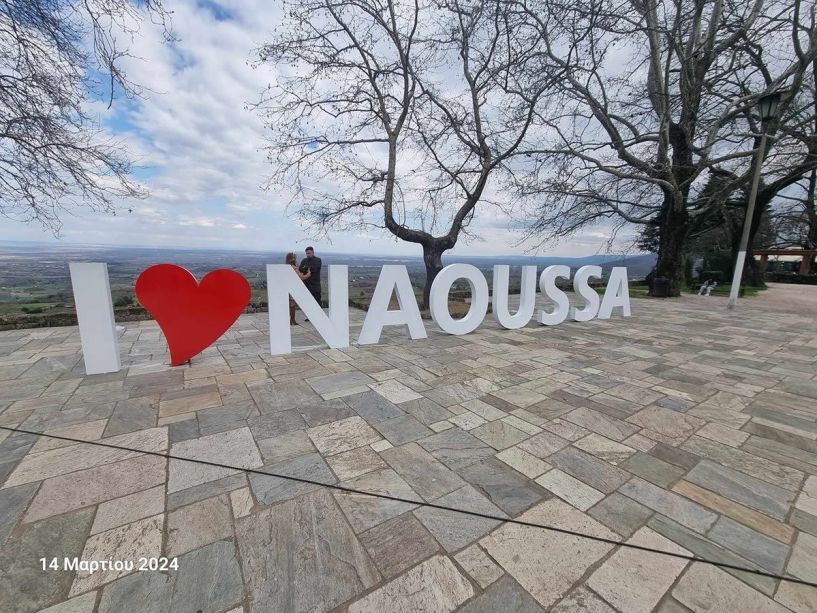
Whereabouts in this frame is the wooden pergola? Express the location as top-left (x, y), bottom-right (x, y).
top-left (754, 248), bottom-right (817, 275)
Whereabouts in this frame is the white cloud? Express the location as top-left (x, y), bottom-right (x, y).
top-left (0, 0), bottom-right (637, 258)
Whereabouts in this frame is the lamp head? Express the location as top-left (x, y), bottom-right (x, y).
top-left (758, 91), bottom-right (783, 122)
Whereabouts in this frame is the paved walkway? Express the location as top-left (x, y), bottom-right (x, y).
top-left (1, 288), bottom-right (816, 612)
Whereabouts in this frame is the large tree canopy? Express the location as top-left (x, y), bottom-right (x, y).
top-left (0, 0), bottom-right (170, 232)
top-left (255, 0), bottom-right (566, 306)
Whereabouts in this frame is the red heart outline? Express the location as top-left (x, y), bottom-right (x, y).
top-left (135, 264), bottom-right (251, 366)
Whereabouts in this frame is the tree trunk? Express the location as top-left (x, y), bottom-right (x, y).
top-left (651, 201), bottom-right (688, 297)
top-left (422, 243), bottom-right (445, 310)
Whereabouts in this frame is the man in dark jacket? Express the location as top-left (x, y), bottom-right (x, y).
top-left (299, 246), bottom-right (323, 306)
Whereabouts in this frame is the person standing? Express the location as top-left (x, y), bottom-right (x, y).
top-left (286, 252), bottom-right (310, 325)
top-left (299, 246), bottom-right (323, 306)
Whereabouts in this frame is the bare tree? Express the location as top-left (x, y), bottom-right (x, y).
top-left (0, 0), bottom-right (171, 232)
top-left (515, 0), bottom-right (817, 295)
top-left (255, 0), bottom-right (564, 307)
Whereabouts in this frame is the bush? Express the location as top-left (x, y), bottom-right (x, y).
top-left (114, 295), bottom-right (134, 307)
top-left (766, 272), bottom-right (817, 285)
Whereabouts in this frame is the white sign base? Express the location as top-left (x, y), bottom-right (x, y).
top-left (69, 262), bottom-right (121, 375)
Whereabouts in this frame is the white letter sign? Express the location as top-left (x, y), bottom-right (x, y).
top-left (493, 265), bottom-right (537, 329)
top-left (359, 265), bottom-right (427, 345)
top-left (267, 264), bottom-right (349, 355)
top-left (539, 265), bottom-right (572, 326)
top-left (572, 265), bottom-right (603, 322)
top-left (69, 262), bottom-right (121, 375)
top-left (430, 264), bottom-right (489, 335)
top-left (598, 267), bottom-right (632, 319)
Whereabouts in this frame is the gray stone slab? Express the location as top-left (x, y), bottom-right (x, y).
top-left (471, 420), bottom-right (529, 450)
top-left (246, 409), bottom-right (307, 439)
top-left (622, 452), bottom-right (686, 488)
top-left (400, 397), bottom-right (454, 425)
top-left (297, 399), bottom-right (355, 427)
top-left (196, 402), bottom-right (254, 436)
top-left (167, 472), bottom-right (247, 511)
top-left (0, 482), bottom-right (38, 544)
top-left (236, 489), bottom-right (380, 612)
top-left (619, 477), bottom-right (717, 533)
top-left (334, 468), bottom-right (420, 532)
top-left (588, 491), bottom-right (653, 537)
top-left (458, 575), bottom-right (544, 613)
top-left (247, 379), bottom-right (322, 414)
top-left (344, 390), bottom-right (405, 422)
top-left (418, 429), bottom-right (496, 471)
top-left (563, 407), bottom-right (639, 441)
top-left (0, 508), bottom-right (94, 613)
top-left (170, 540), bottom-right (243, 613)
top-left (707, 516), bottom-right (789, 574)
top-left (647, 514), bottom-right (777, 595)
top-left (167, 418), bottom-right (199, 444)
top-left (306, 371), bottom-right (375, 395)
top-left (374, 414), bottom-right (433, 445)
top-left (104, 397), bottom-right (157, 437)
top-left (549, 447), bottom-right (630, 494)
top-left (685, 460), bottom-right (794, 521)
top-left (249, 452), bottom-right (336, 505)
top-left (414, 485), bottom-right (505, 551)
top-left (359, 512), bottom-right (439, 578)
top-left (256, 429), bottom-right (316, 464)
top-left (99, 570), bottom-right (174, 613)
top-left (458, 458), bottom-right (547, 516)
top-left (381, 442), bottom-right (465, 500)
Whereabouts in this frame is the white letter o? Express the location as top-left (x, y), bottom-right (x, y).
top-left (430, 264), bottom-right (489, 335)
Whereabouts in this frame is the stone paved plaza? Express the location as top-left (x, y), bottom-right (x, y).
top-left (1, 286), bottom-right (816, 612)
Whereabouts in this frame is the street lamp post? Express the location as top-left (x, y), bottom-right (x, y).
top-left (727, 91), bottom-right (783, 310)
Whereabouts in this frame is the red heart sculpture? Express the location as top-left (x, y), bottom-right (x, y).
top-left (135, 264), bottom-right (251, 366)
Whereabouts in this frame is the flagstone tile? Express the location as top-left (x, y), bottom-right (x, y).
top-left (25, 454), bottom-right (167, 522)
top-left (256, 429), bottom-right (315, 464)
top-left (489, 385), bottom-right (546, 408)
top-left (334, 468), bottom-right (419, 532)
top-left (551, 586), bottom-right (615, 612)
top-left (166, 494), bottom-right (233, 557)
top-left (306, 371), bottom-right (375, 396)
top-left (414, 484), bottom-right (505, 551)
top-left (381, 442), bottom-right (465, 500)
top-left (454, 544), bottom-right (504, 589)
top-left (347, 554), bottom-right (472, 613)
top-left (91, 485), bottom-right (165, 535)
top-left (418, 428), bottom-right (495, 471)
top-left (71, 514), bottom-right (164, 594)
top-left (370, 379), bottom-right (422, 404)
top-left (166, 472), bottom-right (247, 511)
top-left (458, 457), bottom-right (547, 515)
top-left (548, 447), bottom-right (630, 494)
top-left (159, 389), bottom-right (221, 418)
top-left (622, 451), bottom-right (686, 487)
top-left (98, 571), bottom-right (173, 613)
top-left (563, 407), bottom-right (639, 441)
top-left (296, 398), bottom-right (355, 427)
top-left (399, 397), bottom-right (454, 425)
top-left (541, 418), bottom-right (590, 441)
top-left (5, 427), bottom-right (167, 487)
top-left (37, 592), bottom-right (97, 613)
top-left (471, 420), bottom-right (529, 450)
top-left (458, 575), bottom-right (544, 613)
top-left (229, 486), bottom-right (254, 518)
top-left (29, 419), bottom-right (108, 454)
top-left (626, 406), bottom-right (704, 446)
top-left (359, 512), bottom-right (439, 579)
top-left (536, 468), bottom-right (604, 511)
top-left (343, 391), bottom-right (405, 422)
top-left (517, 430), bottom-right (570, 459)
top-left (168, 426), bottom-right (262, 494)
top-left (373, 414), bottom-right (432, 445)
top-left (246, 379), bottom-right (322, 414)
top-left (620, 477), bottom-right (717, 533)
top-left (671, 480), bottom-right (794, 543)
top-left (0, 481), bottom-right (38, 544)
top-left (647, 514), bottom-right (777, 595)
top-left (672, 563), bottom-right (789, 612)
top-left (588, 491), bottom-right (653, 537)
top-left (307, 416), bottom-right (382, 456)
top-left (237, 489), bottom-right (380, 613)
top-left (495, 447), bottom-right (551, 479)
top-left (0, 508), bottom-right (94, 613)
top-left (249, 452), bottom-right (336, 505)
top-left (573, 433), bottom-right (637, 464)
top-left (480, 499), bottom-right (618, 609)
top-left (685, 460), bottom-right (793, 521)
top-left (707, 516), bottom-right (789, 574)
top-left (170, 540), bottom-right (244, 613)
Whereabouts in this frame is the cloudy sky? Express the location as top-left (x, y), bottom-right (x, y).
top-left (1, 0), bottom-right (636, 257)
